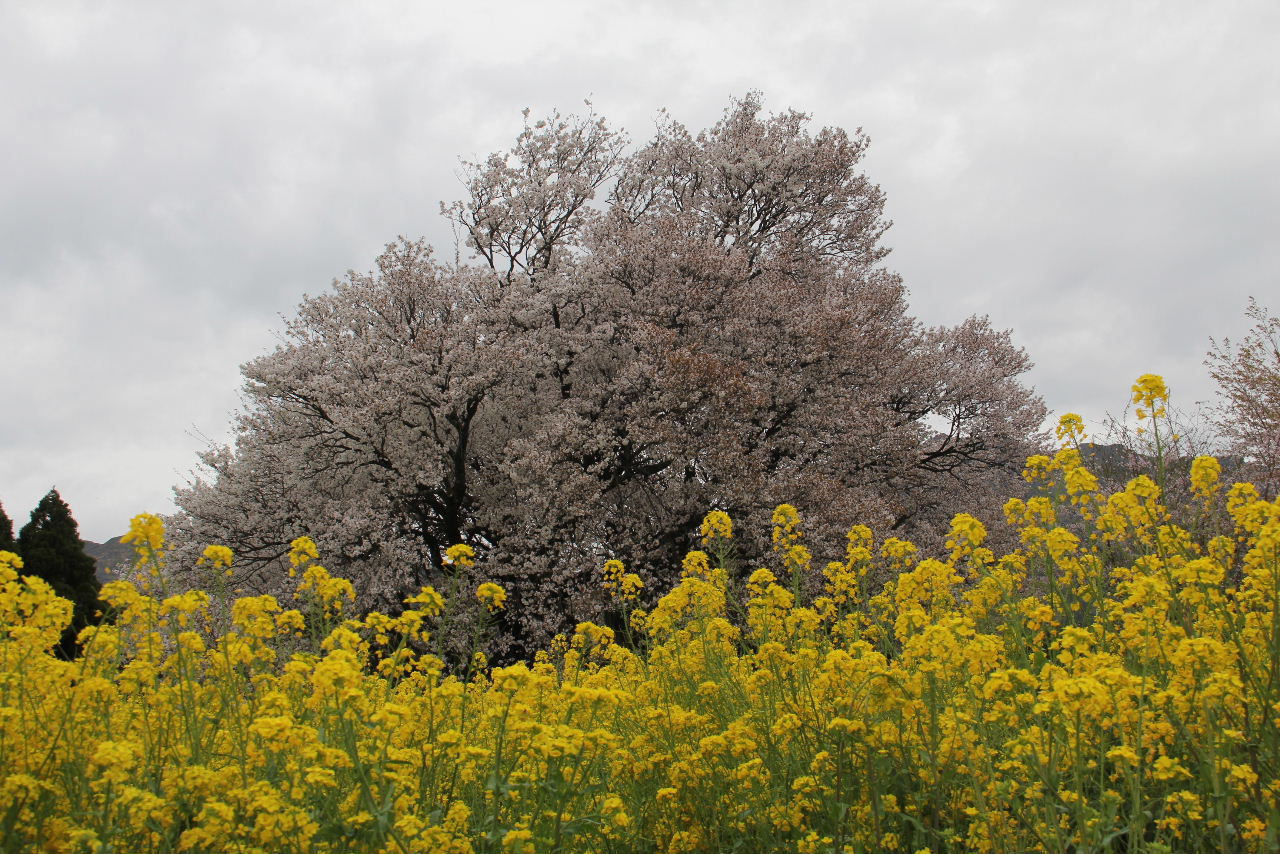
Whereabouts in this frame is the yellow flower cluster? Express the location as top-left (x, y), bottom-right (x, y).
top-left (122, 512), bottom-right (166, 567)
top-left (603, 559), bottom-right (645, 603)
top-left (446, 543), bottom-right (476, 569)
top-left (1132, 372), bottom-right (1169, 420)
top-left (475, 581), bottom-right (507, 612)
top-left (700, 509), bottom-right (733, 544)
top-left (289, 535), bottom-right (320, 566)
top-left (2, 377), bottom-right (1279, 853)
top-left (197, 543), bottom-right (234, 570)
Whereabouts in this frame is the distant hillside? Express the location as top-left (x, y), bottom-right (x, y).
top-left (1078, 442), bottom-right (1139, 481)
top-left (81, 536), bottom-right (133, 584)
top-left (1079, 442), bottom-right (1245, 484)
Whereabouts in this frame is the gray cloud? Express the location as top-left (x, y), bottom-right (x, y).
top-left (2, 0), bottom-right (1277, 540)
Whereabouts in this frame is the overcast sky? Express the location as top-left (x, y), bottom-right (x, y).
top-left (2, 0), bottom-right (1277, 542)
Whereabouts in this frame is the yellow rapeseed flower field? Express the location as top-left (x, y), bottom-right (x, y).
top-left (1, 377), bottom-right (1278, 852)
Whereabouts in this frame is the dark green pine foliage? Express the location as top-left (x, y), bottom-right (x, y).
top-left (17, 489), bottom-right (102, 657)
top-left (0, 502), bottom-right (15, 552)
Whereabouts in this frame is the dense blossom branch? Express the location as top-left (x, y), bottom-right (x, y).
top-left (1207, 298), bottom-right (1280, 497)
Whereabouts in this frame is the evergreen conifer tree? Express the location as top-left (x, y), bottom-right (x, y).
top-left (0, 502), bottom-right (15, 552)
top-left (17, 489), bottom-right (102, 657)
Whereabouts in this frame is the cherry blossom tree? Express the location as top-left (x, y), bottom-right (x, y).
top-left (1207, 298), bottom-right (1280, 497)
top-left (171, 94), bottom-right (1046, 657)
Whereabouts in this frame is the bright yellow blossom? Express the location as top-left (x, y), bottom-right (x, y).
top-left (122, 513), bottom-right (166, 563)
top-left (198, 544), bottom-right (234, 569)
top-left (700, 509), bottom-right (734, 543)
top-left (445, 543), bottom-right (476, 569)
top-left (288, 535), bottom-right (319, 567)
top-left (476, 581), bottom-right (506, 612)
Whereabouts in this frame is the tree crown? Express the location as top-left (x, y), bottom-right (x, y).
top-left (172, 95), bottom-right (1046, 658)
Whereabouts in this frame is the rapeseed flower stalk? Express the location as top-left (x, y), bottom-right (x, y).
top-left (1056, 411), bottom-right (1087, 446)
top-left (1132, 373), bottom-right (1170, 420)
top-left (771, 503), bottom-right (803, 553)
top-left (5, 375), bottom-right (1280, 853)
top-left (1190, 454), bottom-right (1223, 506)
top-left (601, 558), bottom-right (625, 597)
top-left (1130, 373), bottom-right (1176, 493)
top-left (699, 509), bottom-right (740, 581)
